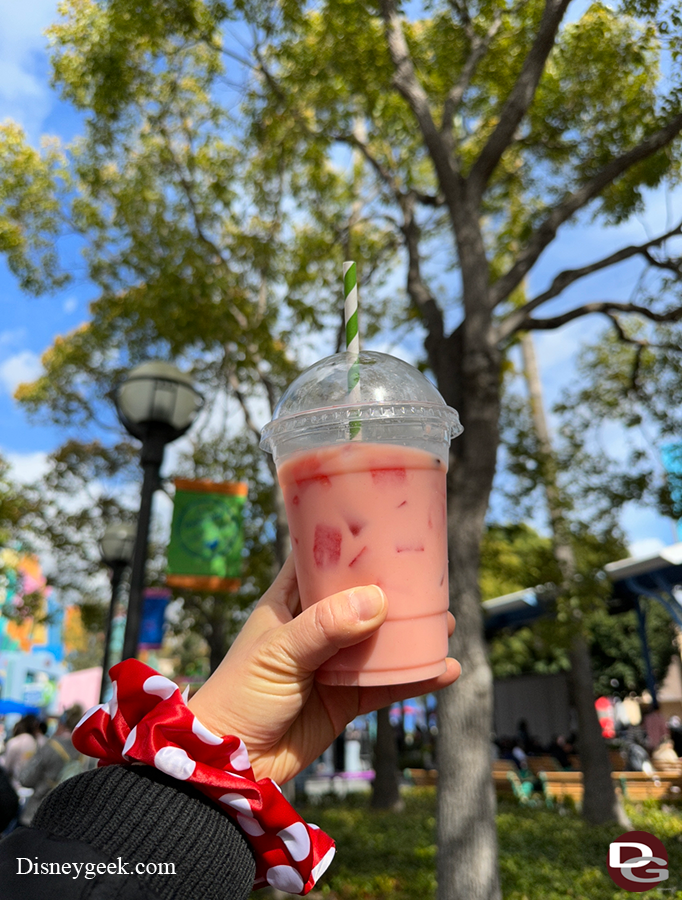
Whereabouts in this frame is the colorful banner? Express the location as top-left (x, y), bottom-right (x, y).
top-left (139, 588), bottom-right (171, 650)
top-left (166, 479), bottom-right (247, 593)
top-left (0, 550), bottom-right (51, 652)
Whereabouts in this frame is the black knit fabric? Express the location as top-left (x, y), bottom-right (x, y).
top-left (32, 764), bottom-right (256, 900)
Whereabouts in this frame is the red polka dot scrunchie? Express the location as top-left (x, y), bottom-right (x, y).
top-left (72, 659), bottom-right (335, 895)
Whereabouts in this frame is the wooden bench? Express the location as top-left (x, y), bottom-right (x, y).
top-left (539, 771), bottom-right (584, 804)
top-left (617, 771), bottom-right (682, 801)
top-left (541, 769), bottom-right (682, 805)
top-left (526, 755), bottom-right (560, 774)
top-left (409, 763), bottom-right (518, 794)
top-left (492, 760), bottom-right (515, 796)
top-left (408, 768), bottom-right (438, 787)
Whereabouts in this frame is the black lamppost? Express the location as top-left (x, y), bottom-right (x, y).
top-left (99, 522), bottom-right (136, 702)
top-left (114, 361), bottom-right (203, 661)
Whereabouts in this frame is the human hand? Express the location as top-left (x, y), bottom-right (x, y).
top-left (187, 555), bottom-right (460, 784)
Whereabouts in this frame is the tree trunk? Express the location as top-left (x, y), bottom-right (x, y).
top-left (520, 332), bottom-right (629, 827)
top-left (435, 324), bottom-right (502, 900)
top-left (371, 706), bottom-right (404, 810)
top-left (570, 635), bottom-right (630, 825)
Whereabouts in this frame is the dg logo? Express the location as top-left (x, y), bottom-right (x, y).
top-left (608, 831), bottom-right (669, 891)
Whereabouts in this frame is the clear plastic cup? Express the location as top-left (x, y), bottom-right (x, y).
top-left (260, 351), bottom-right (462, 686)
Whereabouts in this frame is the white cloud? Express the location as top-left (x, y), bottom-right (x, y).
top-left (0, 350), bottom-right (42, 393)
top-left (63, 296), bottom-right (77, 314)
top-left (0, 0), bottom-right (59, 137)
top-left (0, 328), bottom-right (27, 349)
top-left (5, 450), bottom-right (49, 483)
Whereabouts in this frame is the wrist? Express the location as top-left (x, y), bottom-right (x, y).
top-left (72, 659), bottom-right (335, 895)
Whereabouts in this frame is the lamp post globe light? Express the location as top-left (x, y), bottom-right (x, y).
top-left (115, 362), bottom-right (203, 661)
top-left (99, 522), bottom-right (136, 703)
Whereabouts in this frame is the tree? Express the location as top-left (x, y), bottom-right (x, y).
top-left (5, 2), bottom-right (682, 898)
top-left (242, 4), bottom-right (682, 896)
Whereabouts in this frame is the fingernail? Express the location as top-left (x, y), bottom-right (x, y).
top-left (349, 585), bottom-right (385, 620)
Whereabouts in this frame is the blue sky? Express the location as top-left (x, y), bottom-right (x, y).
top-left (0, 0), bottom-right (678, 561)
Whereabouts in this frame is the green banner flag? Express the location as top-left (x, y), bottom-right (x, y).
top-left (166, 479), bottom-right (247, 593)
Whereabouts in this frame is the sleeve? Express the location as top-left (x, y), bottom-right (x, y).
top-left (0, 764), bottom-right (257, 900)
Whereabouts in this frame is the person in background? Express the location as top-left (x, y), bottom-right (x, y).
top-left (36, 720), bottom-right (48, 747)
top-left (18, 705), bottom-right (83, 826)
top-left (652, 737), bottom-right (679, 768)
top-left (516, 719), bottom-right (530, 753)
top-left (1, 715), bottom-right (39, 791)
top-left (642, 702), bottom-right (668, 752)
top-left (548, 734), bottom-right (572, 769)
top-left (511, 740), bottom-right (528, 772)
top-left (669, 715), bottom-right (682, 758)
top-left (0, 764), bottom-right (19, 836)
top-left (625, 732), bottom-right (654, 774)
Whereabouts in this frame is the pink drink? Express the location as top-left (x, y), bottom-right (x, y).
top-left (278, 441), bottom-right (449, 686)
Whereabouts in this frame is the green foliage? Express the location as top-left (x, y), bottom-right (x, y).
top-left (497, 799), bottom-right (682, 899)
top-left (290, 791), bottom-right (439, 900)
top-left (290, 792), bottom-right (682, 900)
top-left (0, 454), bottom-right (35, 546)
top-left (480, 523), bottom-right (675, 695)
top-left (590, 601), bottom-right (677, 696)
top-left (480, 523), bottom-right (561, 602)
top-left (0, 123), bottom-right (70, 294)
top-left (546, 317), bottom-right (682, 529)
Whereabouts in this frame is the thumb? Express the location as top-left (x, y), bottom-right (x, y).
top-left (277, 585), bottom-right (387, 674)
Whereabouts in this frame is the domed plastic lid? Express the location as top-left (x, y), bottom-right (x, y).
top-left (260, 351), bottom-right (462, 459)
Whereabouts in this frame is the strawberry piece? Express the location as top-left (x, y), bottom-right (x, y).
top-left (370, 467), bottom-right (406, 485)
top-left (397, 500), bottom-right (407, 508)
top-left (396, 544), bottom-right (425, 553)
top-left (296, 474), bottom-right (331, 491)
top-left (349, 546), bottom-right (367, 567)
top-left (313, 524), bottom-right (342, 568)
top-left (292, 495), bottom-right (300, 506)
top-left (347, 519), bottom-right (366, 537)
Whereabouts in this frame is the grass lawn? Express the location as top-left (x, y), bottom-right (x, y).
top-left (257, 789), bottom-right (682, 899)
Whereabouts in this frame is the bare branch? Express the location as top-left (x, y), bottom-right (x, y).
top-left (332, 130), bottom-right (404, 200)
top-left (491, 111), bottom-right (682, 306)
top-left (228, 372), bottom-right (261, 441)
top-left (468, 0), bottom-right (571, 195)
top-left (338, 132), bottom-right (445, 206)
top-left (522, 300), bottom-right (682, 332)
top-left (400, 193), bottom-right (445, 367)
top-left (441, 11), bottom-right (504, 135)
top-left (643, 247), bottom-right (682, 277)
top-left (448, 0), bottom-right (474, 39)
top-left (380, 0), bottom-right (462, 199)
top-left (498, 220), bottom-right (682, 339)
top-left (414, 190), bottom-right (445, 207)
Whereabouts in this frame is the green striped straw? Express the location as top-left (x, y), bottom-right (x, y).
top-left (344, 261), bottom-right (361, 438)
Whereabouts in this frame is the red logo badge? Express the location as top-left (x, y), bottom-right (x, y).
top-left (608, 831), bottom-right (668, 891)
